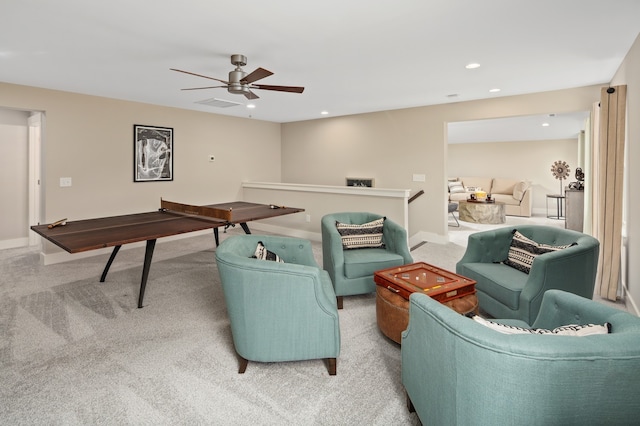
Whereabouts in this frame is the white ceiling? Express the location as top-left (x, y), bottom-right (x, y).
top-left (1, 0), bottom-right (639, 128)
top-left (448, 111), bottom-right (591, 144)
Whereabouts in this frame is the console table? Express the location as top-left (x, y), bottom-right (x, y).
top-left (565, 189), bottom-right (584, 231)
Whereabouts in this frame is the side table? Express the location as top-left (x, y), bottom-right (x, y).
top-left (546, 194), bottom-right (565, 220)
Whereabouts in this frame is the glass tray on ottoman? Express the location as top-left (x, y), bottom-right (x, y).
top-left (374, 261), bottom-right (476, 303)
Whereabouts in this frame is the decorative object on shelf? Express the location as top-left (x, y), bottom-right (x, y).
top-left (569, 167), bottom-right (585, 191)
top-left (550, 160), bottom-right (570, 195)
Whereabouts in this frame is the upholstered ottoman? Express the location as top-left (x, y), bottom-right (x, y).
top-left (376, 286), bottom-right (478, 344)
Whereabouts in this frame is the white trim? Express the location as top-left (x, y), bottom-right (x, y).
top-left (242, 181), bottom-right (411, 199)
top-left (0, 237), bottom-right (30, 250)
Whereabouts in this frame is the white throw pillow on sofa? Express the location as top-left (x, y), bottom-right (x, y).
top-left (448, 181), bottom-right (465, 193)
top-left (513, 181), bottom-right (530, 201)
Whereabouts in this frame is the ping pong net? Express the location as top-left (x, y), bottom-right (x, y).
top-left (160, 199), bottom-right (232, 222)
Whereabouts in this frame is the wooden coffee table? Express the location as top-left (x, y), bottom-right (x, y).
top-left (374, 262), bottom-right (478, 344)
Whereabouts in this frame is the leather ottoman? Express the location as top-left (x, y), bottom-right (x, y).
top-left (376, 286), bottom-right (478, 344)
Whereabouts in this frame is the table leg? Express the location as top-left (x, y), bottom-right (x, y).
top-left (213, 223), bottom-right (251, 247)
top-left (240, 223), bottom-right (251, 234)
top-left (100, 245), bottom-right (122, 282)
top-left (137, 239), bottom-right (157, 309)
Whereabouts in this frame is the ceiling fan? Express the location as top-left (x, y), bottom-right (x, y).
top-left (170, 54), bottom-right (304, 100)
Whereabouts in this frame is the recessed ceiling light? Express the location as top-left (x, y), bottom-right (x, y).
top-left (489, 88), bottom-right (501, 93)
top-left (542, 123), bottom-right (550, 127)
top-left (465, 63), bottom-right (480, 69)
top-left (321, 111), bottom-right (329, 115)
top-left (246, 103), bottom-right (256, 109)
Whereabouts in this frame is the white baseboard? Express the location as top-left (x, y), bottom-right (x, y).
top-left (247, 222), bottom-right (321, 242)
top-left (409, 231), bottom-right (449, 248)
top-left (0, 237), bottom-right (29, 250)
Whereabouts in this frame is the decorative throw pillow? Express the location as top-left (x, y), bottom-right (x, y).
top-left (336, 217), bottom-right (385, 249)
top-left (448, 181), bottom-right (465, 193)
top-left (512, 181), bottom-right (530, 201)
top-left (471, 315), bottom-right (611, 336)
top-left (465, 186), bottom-right (481, 192)
top-left (251, 241), bottom-right (284, 263)
top-left (503, 230), bottom-right (576, 274)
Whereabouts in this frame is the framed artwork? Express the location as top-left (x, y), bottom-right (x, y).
top-left (346, 177), bottom-right (375, 187)
top-left (134, 124), bottom-right (173, 182)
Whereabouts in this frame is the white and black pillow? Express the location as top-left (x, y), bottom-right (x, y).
top-left (335, 217), bottom-right (385, 249)
top-left (251, 241), bottom-right (284, 263)
top-left (448, 181), bottom-right (465, 194)
top-left (471, 315), bottom-right (611, 336)
top-left (503, 230), bottom-right (576, 274)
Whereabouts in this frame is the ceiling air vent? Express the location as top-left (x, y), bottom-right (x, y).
top-left (196, 98), bottom-right (243, 108)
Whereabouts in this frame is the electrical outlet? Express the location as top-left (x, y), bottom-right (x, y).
top-left (412, 174), bottom-right (426, 182)
top-left (209, 155), bottom-right (215, 162)
top-left (305, 214), bottom-right (311, 223)
top-left (60, 177), bottom-right (72, 187)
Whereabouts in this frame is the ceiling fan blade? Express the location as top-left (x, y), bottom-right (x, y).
top-left (170, 68), bottom-right (228, 84)
top-left (244, 90), bottom-right (260, 100)
top-left (181, 85), bottom-right (227, 91)
top-left (242, 67), bottom-right (273, 84)
top-left (252, 84), bottom-right (305, 94)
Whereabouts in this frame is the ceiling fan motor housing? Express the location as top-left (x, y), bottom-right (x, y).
top-left (228, 66), bottom-right (249, 95)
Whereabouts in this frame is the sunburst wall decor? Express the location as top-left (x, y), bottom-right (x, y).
top-left (550, 160), bottom-right (570, 195)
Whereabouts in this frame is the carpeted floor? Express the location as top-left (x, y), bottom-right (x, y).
top-left (0, 214), bottom-right (624, 424)
top-left (2, 229), bottom-right (426, 425)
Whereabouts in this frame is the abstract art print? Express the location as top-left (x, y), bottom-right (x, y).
top-left (134, 125), bottom-right (173, 182)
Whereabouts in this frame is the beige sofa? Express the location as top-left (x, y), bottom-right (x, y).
top-left (448, 177), bottom-right (532, 217)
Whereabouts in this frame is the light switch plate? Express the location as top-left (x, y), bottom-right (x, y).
top-left (412, 174), bottom-right (426, 182)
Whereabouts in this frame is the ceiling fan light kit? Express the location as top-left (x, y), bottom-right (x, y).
top-left (172, 54), bottom-right (304, 100)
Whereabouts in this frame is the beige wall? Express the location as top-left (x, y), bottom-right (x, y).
top-left (282, 86), bottom-right (601, 239)
top-left (0, 82), bottom-right (282, 254)
top-left (0, 109), bottom-right (30, 245)
top-left (611, 33), bottom-right (640, 313)
top-left (448, 138), bottom-right (579, 214)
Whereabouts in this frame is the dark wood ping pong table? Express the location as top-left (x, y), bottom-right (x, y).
top-left (30, 200), bottom-right (304, 308)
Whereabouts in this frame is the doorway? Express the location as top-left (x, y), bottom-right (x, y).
top-left (0, 108), bottom-right (42, 249)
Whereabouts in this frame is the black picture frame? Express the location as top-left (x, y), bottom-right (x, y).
top-left (133, 124), bottom-right (173, 182)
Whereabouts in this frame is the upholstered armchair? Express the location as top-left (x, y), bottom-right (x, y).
top-left (321, 212), bottom-right (413, 309)
top-left (215, 235), bottom-right (340, 375)
top-left (402, 290), bottom-right (640, 425)
top-left (456, 225), bottom-right (599, 324)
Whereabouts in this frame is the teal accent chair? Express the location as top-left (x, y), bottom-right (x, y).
top-left (215, 235), bottom-right (340, 375)
top-left (402, 290), bottom-right (640, 425)
top-left (456, 225), bottom-right (599, 324)
top-left (321, 212), bottom-right (413, 309)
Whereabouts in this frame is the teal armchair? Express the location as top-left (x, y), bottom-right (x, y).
top-left (456, 225), bottom-right (599, 324)
top-left (402, 290), bottom-right (640, 425)
top-left (215, 235), bottom-right (340, 375)
top-left (321, 212), bottom-right (413, 309)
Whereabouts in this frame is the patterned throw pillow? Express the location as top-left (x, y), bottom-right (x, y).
top-left (336, 217), bottom-right (385, 249)
top-left (503, 230), bottom-right (576, 274)
top-left (251, 241), bottom-right (284, 263)
top-left (471, 315), bottom-right (611, 336)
